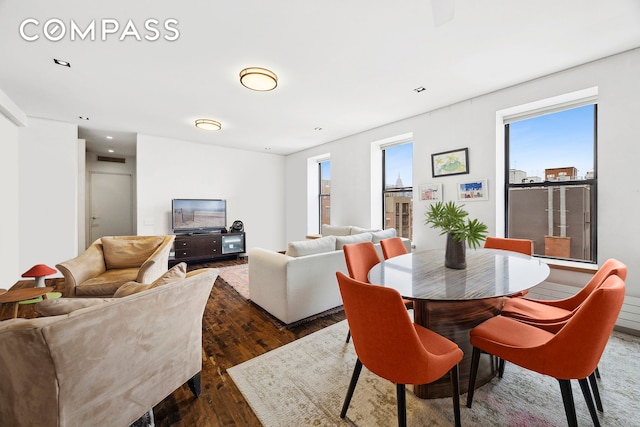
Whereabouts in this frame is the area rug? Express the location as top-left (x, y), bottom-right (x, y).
top-left (227, 320), bottom-right (640, 426)
top-left (218, 264), bottom-right (250, 299)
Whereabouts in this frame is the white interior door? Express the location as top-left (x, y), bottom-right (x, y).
top-left (89, 172), bottom-right (133, 244)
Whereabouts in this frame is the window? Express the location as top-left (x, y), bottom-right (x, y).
top-left (319, 159), bottom-right (331, 229)
top-left (382, 143), bottom-right (413, 239)
top-left (505, 103), bottom-right (596, 262)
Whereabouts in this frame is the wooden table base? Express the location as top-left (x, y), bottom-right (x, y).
top-left (412, 297), bottom-right (503, 399)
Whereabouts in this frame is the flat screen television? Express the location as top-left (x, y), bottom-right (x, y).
top-left (172, 198), bottom-right (227, 233)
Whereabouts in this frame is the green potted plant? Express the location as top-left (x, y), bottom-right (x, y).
top-left (424, 201), bottom-right (488, 269)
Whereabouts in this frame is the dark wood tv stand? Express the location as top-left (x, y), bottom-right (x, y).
top-left (170, 232), bottom-right (245, 264)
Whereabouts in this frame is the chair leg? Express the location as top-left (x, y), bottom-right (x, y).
top-left (396, 383), bottom-right (407, 427)
top-left (450, 365), bottom-right (461, 427)
top-left (589, 371), bottom-right (603, 412)
top-left (579, 378), bottom-right (601, 427)
top-left (498, 358), bottom-right (506, 378)
top-left (345, 330), bottom-right (351, 343)
top-left (558, 379), bottom-right (578, 427)
top-left (188, 372), bottom-right (201, 398)
top-left (595, 365), bottom-right (601, 379)
top-left (340, 359), bottom-right (363, 419)
top-left (466, 347), bottom-right (481, 408)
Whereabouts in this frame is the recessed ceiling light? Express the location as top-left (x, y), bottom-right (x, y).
top-left (106, 136), bottom-right (113, 140)
top-left (413, 86), bottom-right (426, 93)
top-left (54, 58), bottom-right (71, 67)
top-left (195, 119), bottom-right (222, 131)
top-left (239, 67), bottom-right (278, 91)
top-left (264, 147), bottom-right (272, 151)
top-left (78, 116), bottom-right (89, 120)
top-left (108, 148), bottom-right (115, 153)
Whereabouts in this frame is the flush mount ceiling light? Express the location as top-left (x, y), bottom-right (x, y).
top-left (239, 67), bottom-right (278, 91)
top-left (195, 119), bottom-right (222, 131)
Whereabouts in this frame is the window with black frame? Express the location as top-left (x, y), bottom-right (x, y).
top-left (382, 142), bottom-right (413, 240)
top-left (319, 159), bottom-right (331, 231)
top-left (505, 103), bottom-right (597, 263)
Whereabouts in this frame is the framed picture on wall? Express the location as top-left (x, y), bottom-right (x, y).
top-left (431, 148), bottom-right (469, 177)
top-left (419, 183), bottom-right (443, 202)
top-left (457, 179), bottom-right (488, 201)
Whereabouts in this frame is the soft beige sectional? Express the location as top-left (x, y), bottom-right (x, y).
top-left (248, 226), bottom-right (410, 324)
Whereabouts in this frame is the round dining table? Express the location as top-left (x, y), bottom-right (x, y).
top-left (368, 248), bottom-right (550, 399)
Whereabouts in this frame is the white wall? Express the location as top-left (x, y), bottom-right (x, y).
top-left (285, 48), bottom-right (640, 297)
top-left (136, 134), bottom-right (286, 252)
top-left (18, 117), bottom-right (79, 278)
top-left (0, 113), bottom-right (20, 285)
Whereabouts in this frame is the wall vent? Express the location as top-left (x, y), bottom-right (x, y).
top-left (97, 156), bottom-right (126, 163)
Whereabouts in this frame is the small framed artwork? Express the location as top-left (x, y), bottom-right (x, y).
top-left (457, 179), bottom-right (488, 201)
top-left (431, 148), bottom-right (469, 177)
top-left (419, 183), bottom-right (443, 202)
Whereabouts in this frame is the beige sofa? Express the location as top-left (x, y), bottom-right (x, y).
top-left (249, 226), bottom-right (410, 324)
top-left (0, 267), bottom-right (218, 427)
top-left (56, 235), bottom-right (175, 297)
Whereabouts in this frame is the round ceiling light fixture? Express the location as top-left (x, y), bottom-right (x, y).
top-left (195, 119), bottom-right (222, 131)
top-left (239, 67), bottom-right (278, 91)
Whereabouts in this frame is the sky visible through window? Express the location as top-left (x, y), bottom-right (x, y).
top-left (509, 104), bottom-right (594, 179)
top-left (385, 143), bottom-right (413, 188)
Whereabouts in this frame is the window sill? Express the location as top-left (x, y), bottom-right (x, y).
top-left (540, 257), bottom-right (598, 274)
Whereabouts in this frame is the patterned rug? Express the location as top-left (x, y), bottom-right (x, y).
top-left (228, 320), bottom-right (640, 426)
top-left (218, 264), bottom-right (250, 299)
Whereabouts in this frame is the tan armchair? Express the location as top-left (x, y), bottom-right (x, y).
top-left (56, 235), bottom-right (175, 297)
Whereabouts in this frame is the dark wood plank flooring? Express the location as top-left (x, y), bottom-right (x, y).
top-left (153, 257), bottom-right (345, 426)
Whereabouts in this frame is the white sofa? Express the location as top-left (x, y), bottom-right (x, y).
top-left (248, 226), bottom-right (411, 324)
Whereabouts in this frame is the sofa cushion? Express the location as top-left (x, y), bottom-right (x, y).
top-left (35, 298), bottom-right (111, 317)
top-left (321, 224), bottom-right (352, 236)
top-left (102, 236), bottom-right (164, 269)
top-left (335, 232), bottom-right (373, 250)
top-left (371, 228), bottom-right (397, 243)
top-left (286, 236), bottom-right (337, 257)
top-left (77, 268), bottom-right (139, 296)
top-left (113, 262), bottom-right (187, 297)
top-left (350, 226), bottom-right (381, 235)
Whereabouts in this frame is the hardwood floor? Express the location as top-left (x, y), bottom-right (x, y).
top-left (153, 258), bottom-right (345, 426)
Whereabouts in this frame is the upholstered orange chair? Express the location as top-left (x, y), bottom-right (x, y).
top-left (467, 274), bottom-right (626, 427)
top-left (380, 236), bottom-right (409, 260)
top-left (483, 236), bottom-right (534, 255)
top-left (342, 241), bottom-right (413, 343)
top-left (336, 272), bottom-right (463, 427)
top-left (498, 258), bottom-right (627, 410)
top-left (501, 258), bottom-right (627, 330)
top-left (484, 236), bottom-right (534, 297)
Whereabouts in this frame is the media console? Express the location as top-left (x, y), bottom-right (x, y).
top-left (169, 232), bottom-right (245, 264)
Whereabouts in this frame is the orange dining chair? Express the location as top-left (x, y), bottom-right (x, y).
top-left (498, 258), bottom-right (627, 411)
top-left (336, 271), bottom-right (463, 427)
top-left (484, 236), bottom-right (534, 297)
top-left (380, 236), bottom-right (409, 260)
top-left (467, 274), bottom-right (626, 427)
top-left (342, 241), bottom-right (413, 343)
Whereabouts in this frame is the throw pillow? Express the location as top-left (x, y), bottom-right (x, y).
top-left (321, 224), bottom-right (352, 236)
top-left (335, 233), bottom-right (373, 250)
top-left (285, 236), bottom-right (337, 257)
top-left (102, 236), bottom-right (164, 269)
top-left (113, 262), bottom-right (187, 297)
top-left (150, 262), bottom-right (187, 288)
top-left (350, 226), bottom-right (381, 235)
top-left (35, 298), bottom-right (111, 317)
top-left (371, 228), bottom-right (397, 243)
top-left (113, 281), bottom-right (152, 298)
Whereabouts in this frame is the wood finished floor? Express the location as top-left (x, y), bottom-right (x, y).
top-left (153, 258), bottom-right (345, 426)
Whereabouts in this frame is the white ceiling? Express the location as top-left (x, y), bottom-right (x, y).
top-left (1, 0), bottom-right (639, 157)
